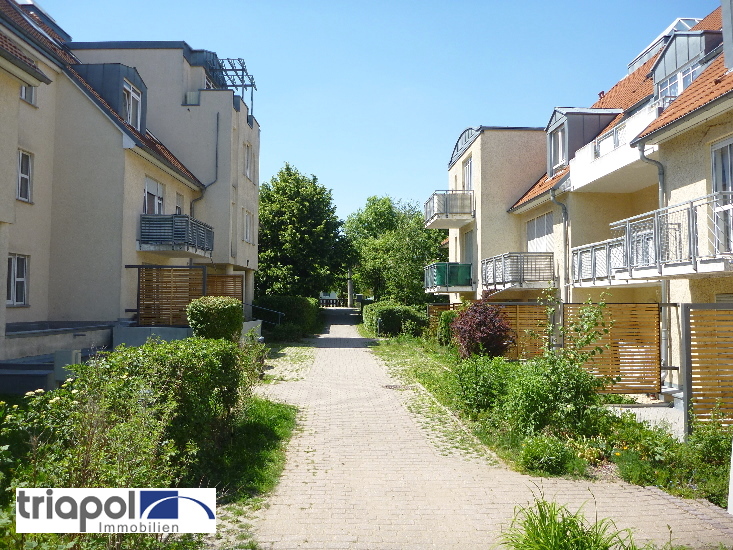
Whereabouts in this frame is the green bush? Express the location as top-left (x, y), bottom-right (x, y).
top-left (255, 295), bottom-right (320, 335)
top-left (502, 497), bottom-right (636, 550)
top-left (187, 296), bottom-right (244, 341)
top-left (519, 434), bottom-right (574, 474)
top-left (454, 355), bottom-right (513, 416)
top-left (437, 310), bottom-right (459, 346)
top-left (362, 300), bottom-right (427, 336)
top-left (269, 322), bottom-right (305, 342)
top-left (495, 354), bottom-right (609, 438)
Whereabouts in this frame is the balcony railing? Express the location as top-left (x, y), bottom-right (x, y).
top-left (424, 190), bottom-right (474, 229)
top-left (572, 239), bottom-right (626, 282)
top-left (481, 252), bottom-right (554, 288)
top-left (139, 214), bottom-right (214, 256)
top-left (602, 191), bottom-right (733, 278)
top-left (424, 262), bottom-right (473, 291)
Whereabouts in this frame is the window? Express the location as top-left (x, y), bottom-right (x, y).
top-left (657, 62), bottom-right (701, 107)
top-left (462, 157), bottom-right (472, 190)
top-left (712, 139), bottom-right (733, 253)
top-left (527, 212), bottom-right (554, 253)
top-left (17, 150), bottom-right (32, 202)
top-left (143, 178), bottom-right (164, 214)
top-left (244, 143), bottom-right (252, 179)
top-left (175, 193), bottom-right (184, 215)
top-left (244, 210), bottom-right (254, 244)
top-left (6, 254), bottom-right (28, 306)
top-left (122, 80), bottom-right (141, 130)
top-left (20, 84), bottom-right (35, 105)
top-left (550, 126), bottom-right (566, 173)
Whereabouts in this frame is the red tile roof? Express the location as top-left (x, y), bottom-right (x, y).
top-left (0, 29), bottom-right (37, 70)
top-left (635, 54), bottom-right (733, 142)
top-left (691, 7), bottom-right (722, 31)
top-left (591, 54), bottom-right (658, 111)
top-left (511, 167), bottom-right (569, 210)
top-left (0, 0), bottom-right (76, 65)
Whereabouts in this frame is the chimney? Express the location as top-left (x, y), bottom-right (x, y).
top-left (723, 0), bottom-right (733, 70)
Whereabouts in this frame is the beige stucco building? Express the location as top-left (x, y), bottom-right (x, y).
top-left (0, 0), bottom-right (260, 390)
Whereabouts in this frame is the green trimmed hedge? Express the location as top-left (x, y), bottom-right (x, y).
top-left (437, 310), bottom-right (459, 346)
top-left (255, 295), bottom-right (320, 337)
top-left (363, 300), bottom-right (427, 336)
top-left (187, 296), bottom-right (243, 341)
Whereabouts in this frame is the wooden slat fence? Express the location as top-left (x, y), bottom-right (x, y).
top-left (564, 303), bottom-right (660, 394)
top-left (682, 304), bottom-right (733, 429)
top-left (138, 266), bottom-right (205, 326)
top-left (501, 304), bottom-right (548, 360)
top-left (206, 275), bottom-right (243, 300)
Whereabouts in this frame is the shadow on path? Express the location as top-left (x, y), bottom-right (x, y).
top-left (306, 307), bottom-right (376, 349)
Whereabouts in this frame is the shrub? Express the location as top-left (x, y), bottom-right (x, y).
top-left (454, 355), bottom-right (513, 416)
top-left (437, 310), bottom-right (459, 346)
top-left (495, 354), bottom-right (609, 438)
top-left (187, 296), bottom-right (243, 341)
top-left (519, 434), bottom-right (574, 474)
top-left (451, 299), bottom-right (514, 358)
top-left (362, 300), bottom-right (427, 336)
top-left (255, 295), bottom-right (320, 335)
top-left (269, 322), bottom-right (305, 342)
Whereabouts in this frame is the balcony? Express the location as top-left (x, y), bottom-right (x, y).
top-left (571, 238), bottom-right (627, 285)
top-left (424, 262), bottom-right (473, 294)
top-left (481, 252), bottom-right (554, 290)
top-left (424, 190), bottom-right (474, 229)
top-left (603, 192), bottom-right (733, 280)
top-left (138, 214), bottom-right (214, 258)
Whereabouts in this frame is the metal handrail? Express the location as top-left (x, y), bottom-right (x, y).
top-left (424, 190), bottom-right (474, 221)
top-left (481, 252), bottom-right (554, 287)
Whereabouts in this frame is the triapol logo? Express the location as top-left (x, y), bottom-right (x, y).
top-left (16, 488), bottom-right (216, 533)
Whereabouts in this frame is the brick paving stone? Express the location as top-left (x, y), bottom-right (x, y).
top-left (251, 308), bottom-right (733, 549)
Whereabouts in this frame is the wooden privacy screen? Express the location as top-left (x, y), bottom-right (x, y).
top-left (564, 303), bottom-right (661, 394)
top-left (500, 304), bottom-right (547, 360)
top-left (138, 267), bottom-right (205, 326)
top-left (206, 275), bottom-right (244, 300)
top-left (684, 306), bottom-right (733, 425)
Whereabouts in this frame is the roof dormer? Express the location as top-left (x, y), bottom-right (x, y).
top-left (72, 63), bottom-right (148, 132)
top-left (545, 108), bottom-right (621, 176)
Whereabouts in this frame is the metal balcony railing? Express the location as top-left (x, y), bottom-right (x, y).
top-left (139, 214), bottom-right (214, 252)
top-left (607, 191), bottom-right (733, 275)
top-left (424, 262), bottom-right (472, 289)
top-left (571, 238), bottom-right (626, 282)
top-left (481, 252), bottom-right (554, 287)
top-left (424, 190), bottom-right (474, 222)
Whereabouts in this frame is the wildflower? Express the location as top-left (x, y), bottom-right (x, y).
top-left (24, 391), bottom-right (35, 397)
top-left (34, 389), bottom-right (44, 394)
top-left (71, 389), bottom-right (79, 394)
top-left (71, 401), bottom-right (79, 405)
top-left (48, 397), bottom-right (61, 404)
top-left (12, 405), bottom-right (18, 409)
top-left (614, 452), bottom-right (621, 456)
top-left (4, 415), bottom-right (12, 421)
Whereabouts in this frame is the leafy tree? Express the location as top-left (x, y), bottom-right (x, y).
top-left (345, 196), bottom-right (446, 305)
top-left (256, 163), bottom-right (352, 298)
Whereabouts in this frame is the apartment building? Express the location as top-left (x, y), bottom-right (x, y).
top-left (0, 0), bottom-right (260, 390)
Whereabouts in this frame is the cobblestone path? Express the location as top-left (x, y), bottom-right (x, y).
top-left (252, 308), bottom-right (733, 550)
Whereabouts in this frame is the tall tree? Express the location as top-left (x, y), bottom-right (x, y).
top-left (345, 196), bottom-right (447, 305)
top-left (256, 163), bottom-right (351, 298)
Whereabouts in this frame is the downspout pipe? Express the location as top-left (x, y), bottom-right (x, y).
top-left (191, 112), bottom-right (220, 219)
top-left (549, 188), bottom-right (569, 304)
top-left (637, 140), bottom-right (670, 375)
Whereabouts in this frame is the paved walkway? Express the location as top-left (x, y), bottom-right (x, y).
top-left (253, 308), bottom-right (733, 549)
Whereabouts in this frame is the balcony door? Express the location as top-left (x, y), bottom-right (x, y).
top-left (527, 212), bottom-right (554, 253)
top-left (712, 140), bottom-right (733, 254)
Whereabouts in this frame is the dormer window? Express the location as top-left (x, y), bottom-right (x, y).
top-left (550, 126), bottom-right (566, 174)
top-left (657, 61), bottom-right (700, 109)
top-left (122, 80), bottom-right (141, 130)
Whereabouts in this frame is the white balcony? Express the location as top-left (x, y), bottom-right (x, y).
top-left (604, 192), bottom-right (733, 280)
top-left (481, 252), bottom-right (554, 290)
top-left (570, 106), bottom-right (659, 193)
top-left (424, 190), bottom-right (474, 229)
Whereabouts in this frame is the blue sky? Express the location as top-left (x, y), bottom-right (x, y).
top-left (40, 0), bottom-right (719, 220)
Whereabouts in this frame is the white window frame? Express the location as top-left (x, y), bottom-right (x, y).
top-left (6, 254), bottom-right (29, 306)
top-left (244, 210), bottom-right (254, 244)
top-left (175, 192), bottom-right (184, 215)
top-left (550, 126), bottom-right (566, 173)
top-left (657, 61), bottom-right (701, 107)
top-left (244, 143), bottom-right (252, 179)
top-left (122, 80), bottom-right (141, 130)
top-left (17, 150), bottom-right (32, 202)
top-left (462, 156), bottom-right (472, 190)
top-left (20, 84), bottom-right (36, 105)
top-left (143, 178), bottom-right (164, 214)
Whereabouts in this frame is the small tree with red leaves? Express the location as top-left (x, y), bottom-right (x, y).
top-left (451, 299), bottom-right (515, 359)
